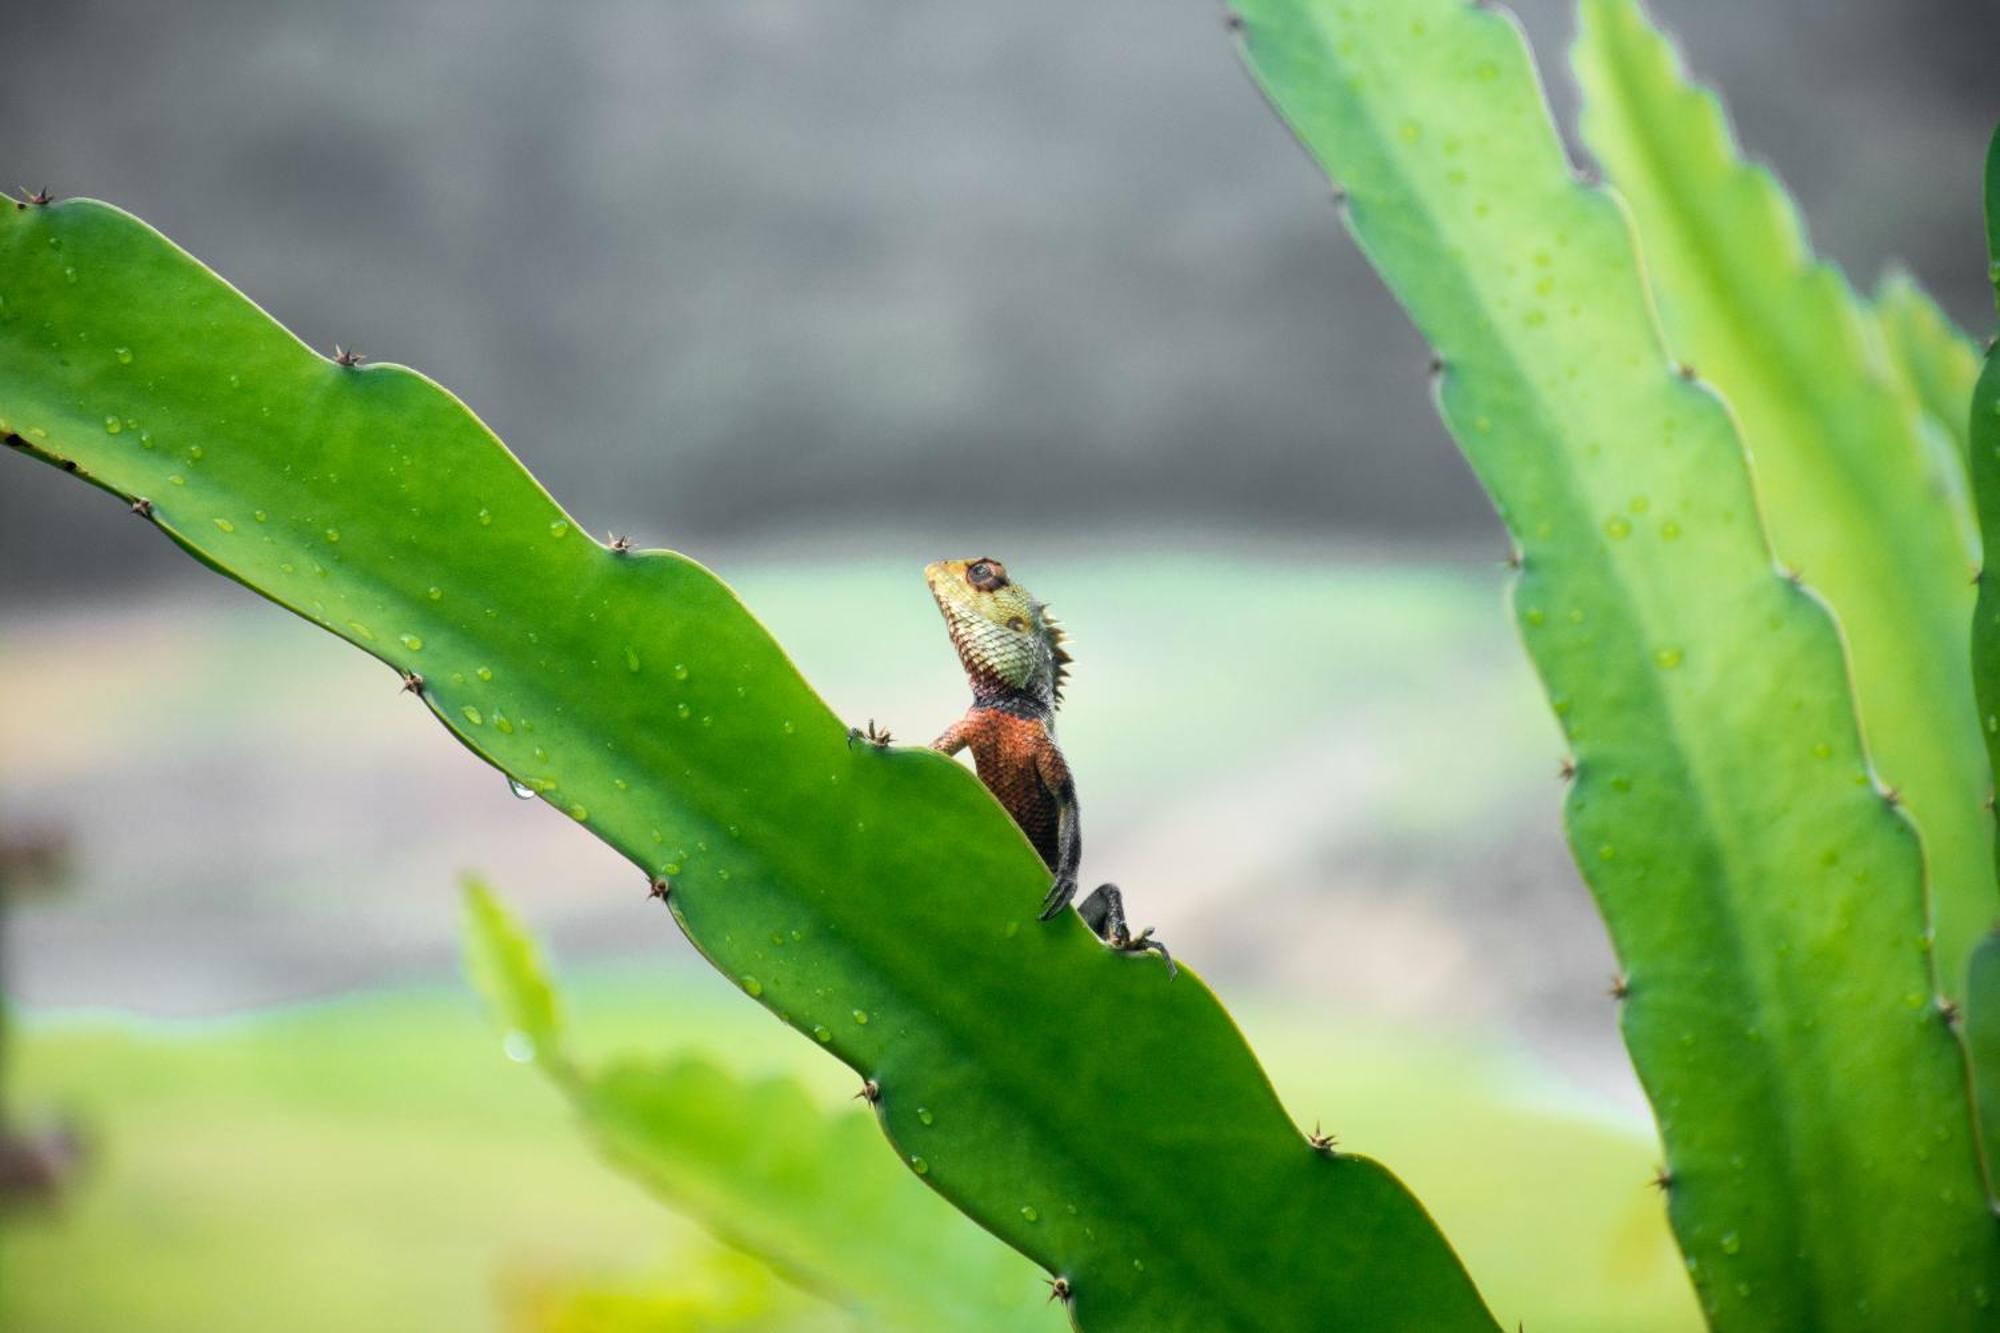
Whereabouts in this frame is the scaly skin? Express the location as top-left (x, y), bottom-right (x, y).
top-left (875, 557), bottom-right (1171, 974)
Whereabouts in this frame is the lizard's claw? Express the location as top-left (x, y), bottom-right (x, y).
top-left (1038, 874), bottom-right (1078, 921)
top-left (1077, 883), bottom-right (1176, 978)
top-left (846, 720), bottom-right (893, 749)
top-left (1111, 924), bottom-right (1177, 980)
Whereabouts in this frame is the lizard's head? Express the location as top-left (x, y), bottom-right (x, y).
top-left (925, 557), bottom-right (1071, 705)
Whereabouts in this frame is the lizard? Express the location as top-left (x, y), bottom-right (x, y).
top-left (851, 557), bottom-right (1174, 976)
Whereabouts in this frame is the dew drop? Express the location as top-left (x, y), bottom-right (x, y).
top-left (813, 1025), bottom-right (832, 1043)
top-left (400, 634), bottom-right (424, 651)
top-left (549, 520), bottom-right (570, 539)
top-left (502, 1031), bottom-right (535, 1063)
top-left (1654, 646), bottom-right (1683, 669)
top-left (740, 976), bottom-right (763, 997)
top-left (1020, 1205), bottom-right (1039, 1223)
top-left (676, 703), bottom-right (691, 719)
top-left (115, 346), bottom-right (133, 364)
top-left (477, 507), bottom-right (493, 526)
top-left (625, 645), bottom-right (641, 672)
top-left (476, 666), bottom-right (493, 681)
top-left (909, 1156), bottom-right (929, 1175)
top-left (917, 1106), bottom-right (934, 1125)
top-left (853, 1009), bottom-right (870, 1025)
top-left (347, 621), bottom-right (376, 641)
top-left (663, 862), bottom-right (683, 877)
top-left (462, 705), bottom-right (485, 726)
top-left (494, 715), bottom-right (514, 734)
top-left (1661, 520), bottom-right (1682, 541)
top-left (325, 528), bottom-right (341, 544)
top-left (673, 663), bottom-right (689, 681)
top-left (103, 415), bottom-right (121, 434)
top-left (782, 720), bottom-right (796, 734)
top-left (1604, 516), bottom-right (1631, 540)
top-left (427, 586), bottom-right (443, 600)
top-left (508, 778), bottom-right (537, 800)
top-left (568, 804), bottom-right (588, 822)
top-left (212, 518), bottom-right (235, 533)
top-left (1721, 1231), bottom-right (1741, 1256)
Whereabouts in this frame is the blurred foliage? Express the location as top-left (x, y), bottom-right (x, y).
top-left (463, 880), bottom-right (1057, 1332)
top-left (1, 969), bottom-right (1695, 1332)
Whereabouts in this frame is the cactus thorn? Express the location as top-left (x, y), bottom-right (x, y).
top-left (848, 720), bottom-right (893, 749)
top-left (1648, 1165), bottom-right (1673, 1192)
top-left (1428, 355), bottom-right (1445, 376)
top-left (1223, 11), bottom-right (1244, 32)
top-left (1307, 1122), bottom-right (1337, 1153)
top-left (3, 432), bottom-right (22, 448)
top-left (855, 1079), bottom-right (881, 1103)
top-left (1558, 756), bottom-right (1576, 781)
top-left (1881, 786), bottom-right (1902, 809)
top-left (1939, 997), bottom-right (1962, 1028)
top-left (129, 497), bottom-right (154, 517)
top-left (1504, 548), bottom-right (1523, 571)
top-left (1973, 567), bottom-right (1985, 587)
top-left (332, 345), bottom-right (365, 367)
top-left (1045, 1277), bottom-right (1072, 1305)
top-left (1676, 362), bottom-right (1697, 381)
top-left (1608, 973), bottom-right (1629, 1000)
top-left (20, 188), bottom-right (50, 207)
top-left (608, 532), bottom-right (633, 553)
top-left (1784, 566), bottom-right (1804, 587)
top-left (60, 457), bottom-right (77, 472)
top-left (1330, 186), bottom-right (1349, 207)
top-left (399, 670), bottom-right (424, 694)
top-left (648, 875), bottom-right (672, 903)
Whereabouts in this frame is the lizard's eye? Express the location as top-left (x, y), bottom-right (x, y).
top-left (966, 559), bottom-right (1008, 590)
top-left (1006, 616), bottom-right (1028, 632)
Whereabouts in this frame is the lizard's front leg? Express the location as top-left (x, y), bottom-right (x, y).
top-left (1037, 761), bottom-right (1082, 921)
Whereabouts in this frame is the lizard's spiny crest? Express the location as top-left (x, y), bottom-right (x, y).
top-left (925, 557), bottom-right (1071, 706)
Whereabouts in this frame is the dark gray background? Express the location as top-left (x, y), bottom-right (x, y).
top-left (3, 0), bottom-right (1995, 596)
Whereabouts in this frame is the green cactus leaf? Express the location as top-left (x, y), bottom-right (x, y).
top-left (1968, 927), bottom-right (2000, 1195)
top-left (461, 881), bottom-right (1058, 1332)
top-left (1968, 124), bottom-right (2000, 1187)
top-left (1572, 0), bottom-right (1993, 1011)
top-left (0, 198), bottom-right (1496, 1332)
top-left (1875, 269), bottom-right (1986, 470)
top-left (1234, 0), bottom-right (2000, 1327)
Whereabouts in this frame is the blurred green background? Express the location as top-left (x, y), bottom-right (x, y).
top-left (4, 0), bottom-right (1996, 1327)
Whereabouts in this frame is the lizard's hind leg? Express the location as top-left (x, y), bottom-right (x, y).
top-left (1077, 884), bottom-right (1176, 979)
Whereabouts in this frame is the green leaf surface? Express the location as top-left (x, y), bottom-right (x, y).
top-left (1233, 1), bottom-right (2000, 1327)
top-left (462, 881), bottom-right (1057, 1333)
top-left (1968, 123), bottom-right (2000, 1185)
top-left (1574, 0), bottom-right (1993, 1008)
top-left (1875, 269), bottom-right (1986, 470)
top-left (1968, 928), bottom-right (2000, 1194)
top-left (0, 198), bottom-right (1495, 1332)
